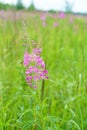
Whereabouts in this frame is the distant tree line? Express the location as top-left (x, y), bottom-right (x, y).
top-left (0, 0), bottom-right (36, 11)
top-left (0, 0), bottom-right (74, 13)
top-left (0, 2), bottom-right (14, 10)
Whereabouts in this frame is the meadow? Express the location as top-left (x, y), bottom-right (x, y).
top-left (0, 10), bottom-right (87, 130)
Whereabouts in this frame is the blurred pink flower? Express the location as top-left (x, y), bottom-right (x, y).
top-left (59, 12), bottom-right (65, 18)
top-left (33, 48), bottom-right (42, 55)
top-left (40, 14), bottom-right (46, 21)
top-left (23, 51), bottom-right (30, 66)
top-left (53, 22), bottom-right (58, 27)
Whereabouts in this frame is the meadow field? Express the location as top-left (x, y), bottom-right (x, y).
top-left (0, 10), bottom-right (87, 130)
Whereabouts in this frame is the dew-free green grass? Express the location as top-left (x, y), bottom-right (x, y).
top-left (0, 11), bottom-right (87, 130)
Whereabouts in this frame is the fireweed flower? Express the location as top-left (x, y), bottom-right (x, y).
top-left (59, 12), bottom-right (65, 18)
top-left (23, 48), bottom-right (48, 88)
top-left (33, 48), bottom-right (42, 55)
top-left (40, 14), bottom-right (46, 21)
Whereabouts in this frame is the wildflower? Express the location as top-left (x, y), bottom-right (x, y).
top-left (23, 47), bottom-right (48, 89)
top-left (40, 14), bottom-right (46, 21)
top-left (23, 51), bottom-right (29, 66)
top-left (33, 48), bottom-right (42, 55)
top-left (59, 12), bottom-right (65, 18)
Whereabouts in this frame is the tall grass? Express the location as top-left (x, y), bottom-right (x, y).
top-left (0, 11), bottom-right (87, 130)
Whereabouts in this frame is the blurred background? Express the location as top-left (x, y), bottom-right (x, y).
top-left (0, 0), bottom-right (87, 14)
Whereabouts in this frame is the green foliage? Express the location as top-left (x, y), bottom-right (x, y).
top-left (49, 10), bottom-right (57, 13)
top-left (0, 2), bottom-right (13, 10)
top-left (16, 0), bottom-right (24, 10)
top-left (28, 2), bottom-right (36, 11)
top-left (0, 12), bottom-right (87, 129)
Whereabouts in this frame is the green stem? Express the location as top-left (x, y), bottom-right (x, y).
top-left (41, 79), bottom-right (45, 102)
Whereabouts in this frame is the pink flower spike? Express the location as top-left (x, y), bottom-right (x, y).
top-left (23, 44), bottom-right (48, 88)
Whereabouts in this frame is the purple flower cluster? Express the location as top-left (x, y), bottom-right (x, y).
top-left (23, 48), bottom-right (48, 88)
top-left (59, 12), bottom-right (65, 18)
